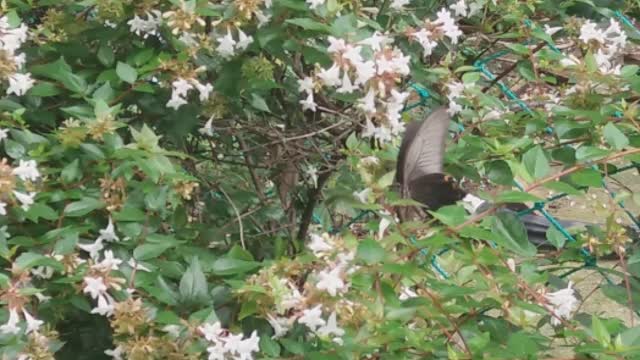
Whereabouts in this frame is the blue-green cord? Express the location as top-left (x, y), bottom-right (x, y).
top-left (615, 11), bottom-right (640, 37)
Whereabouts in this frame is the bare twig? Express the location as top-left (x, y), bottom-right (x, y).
top-left (218, 186), bottom-right (246, 249)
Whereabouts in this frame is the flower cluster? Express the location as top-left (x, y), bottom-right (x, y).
top-left (0, 16), bottom-right (34, 96)
top-left (543, 282), bottom-right (579, 326)
top-left (167, 77), bottom-right (214, 110)
top-left (127, 10), bottom-right (163, 39)
top-left (562, 19), bottom-right (628, 75)
top-left (0, 133), bottom-right (41, 215)
top-left (199, 322), bottom-right (261, 360)
top-left (216, 27), bottom-right (254, 59)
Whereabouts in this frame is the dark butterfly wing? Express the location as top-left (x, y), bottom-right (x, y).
top-left (396, 107), bottom-right (453, 205)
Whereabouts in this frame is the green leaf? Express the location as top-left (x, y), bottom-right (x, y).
top-left (4, 139), bottom-right (25, 159)
top-left (15, 252), bottom-right (63, 272)
top-left (522, 145), bottom-right (550, 179)
top-left (97, 43), bottom-right (115, 66)
top-left (545, 225), bottom-right (566, 249)
top-left (25, 203), bottom-right (58, 222)
top-left (134, 243), bottom-right (174, 260)
top-left (61, 159), bottom-right (81, 183)
top-left (113, 206), bottom-right (146, 222)
top-left (357, 239), bottom-right (385, 265)
top-left (496, 191), bottom-right (542, 203)
top-left (179, 257), bottom-right (209, 305)
top-left (280, 339), bottom-right (305, 355)
top-left (250, 93), bottom-right (271, 113)
top-left (285, 18), bottom-right (332, 33)
top-left (569, 168), bottom-right (602, 187)
top-left (260, 336), bottom-right (281, 357)
top-left (592, 316), bottom-right (611, 347)
top-left (211, 258), bottom-right (260, 276)
top-left (31, 57), bottom-right (87, 93)
top-left (505, 43), bottom-right (529, 55)
top-left (116, 62), bottom-right (138, 84)
top-left (29, 82), bottom-right (63, 97)
top-left (492, 211), bottom-right (536, 257)
top-left (575, 146), bottom-right (609, 161)
top-left (63, 197), bottom-right (105, 217)
top-left (429, 205), bottom-right (467, 226)
top-left (603, 123), bottom-right (629, 150)
top-left (486, 160), bottom-right (513, 185)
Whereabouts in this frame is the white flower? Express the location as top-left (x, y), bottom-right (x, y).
top-left (305, 165), bottom-right (318, 188)
top-left (13, 191), bottom-right (35, 211)
top-left (0, 128), bottom-right (8, 142)
top-left (194, 81), bottom-right (214, 102)
top-left (78, 239), bottom-right (104, 260)
top-left (461, 193), bottom-right (485, 214)
top-left (171, 78), bottom-right (193, 98)
top-left (411, 28), bottom-right (438, 56)
top-left (446, 81), bottom-right (465, 99)
top-left (316, 266), bottom-right (346, 296)
top-left (343, 45), bottom-right (364, 65)
top-left (0, 201), bottom-right (7, 215)
top-left (91, 294), bottom-right (115, 316)
top-left (95, 250), bottom-right (122, 271)
top-left (236, 28), bottom-right (253, 51)
top-left (199, 321), bottom-right (224, 342)
top-left (353, 60), bottom-right (376, 85)
top-left (217, 28), bottom-right (237, 58)
top-left (6, 73), bottom-right (35, 96)
top-left (298, 305), bottom-right (326, 331)
top-left (162, 324), bottom-right (182, 337)
top-left (255, 10), bottom-right (271, 27)
top-left (235, 331), bottom-right (260, 360)
top-left (317, 63), bottom-right (342, 87)
top-left (317, 311), bottom-right (344, 338)
top-left (99, 217), bottom-right (120, 242)
top-left (353, 188), bottom-right (371, 203)
top-left (22, 310), bottom-right (42, 334)
top-left (506, 258), bottom-right (516, 272)
top-left (267, 314), bottom-right (290, 338)
top-left (206, 342), bottom-right (227, 360)
top-left (127, 10), bottom-right (162, 39)
top-left (281, 283), bottom-right (304, 311)
top-left (167, 94), bottom-right (187, 110)
top-left (83, 276), bottom-right (108, 299)
top-left (199, 117), bottom-right (215, 137)
top-left (358, 32), bottom-right (390, 52)
top-left (0, 308), bottom-right (21, 335)
top-left (306, 0), bottom-right (325, 9)
top-left (298, 76), bottom-right (315, 94)
top-left (105, 346), bottom-right (124, 360)
top-left (300, 92), bottom-right (317, 112)
top-left (544, 282), bottom-right (578, 326)
top-left (436, 9), bottom-right (463, 44)
top-left (390, 0), bottom-right (409, 10)
top-left (357, 88), bottom-right (376, 114)
top-left (127, 258), bottom-right (151, 272)
top-left (308, 233), bottom-right (332, 254)
top-left (448, 100), bottom-right (463, 115)
top-left (399, 286), bottom-right (418, 300)
top-left (450, 0), bottom-right (468, 17)
top-left (337, 72), bottom-right (357, 93)
top-left (378, 216), bottom-right (391, 239)
top-left (327, 36), bottom-right (347, 54)
top-left (579, 21), bottom-right (606, 44)
top-left (12, 159), bottom-right (40, 182)
top-left (544, 24), bottom-right (563, 36)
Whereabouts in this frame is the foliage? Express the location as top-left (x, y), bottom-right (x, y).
top-left (0, 0), bottom-right (640, 359)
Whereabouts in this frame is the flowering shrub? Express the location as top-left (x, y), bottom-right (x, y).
top-left (1, 0), bottom-right (640, 359)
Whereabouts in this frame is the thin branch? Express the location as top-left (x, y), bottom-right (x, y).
top-left (218, 186), bottom-right (246, 249)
